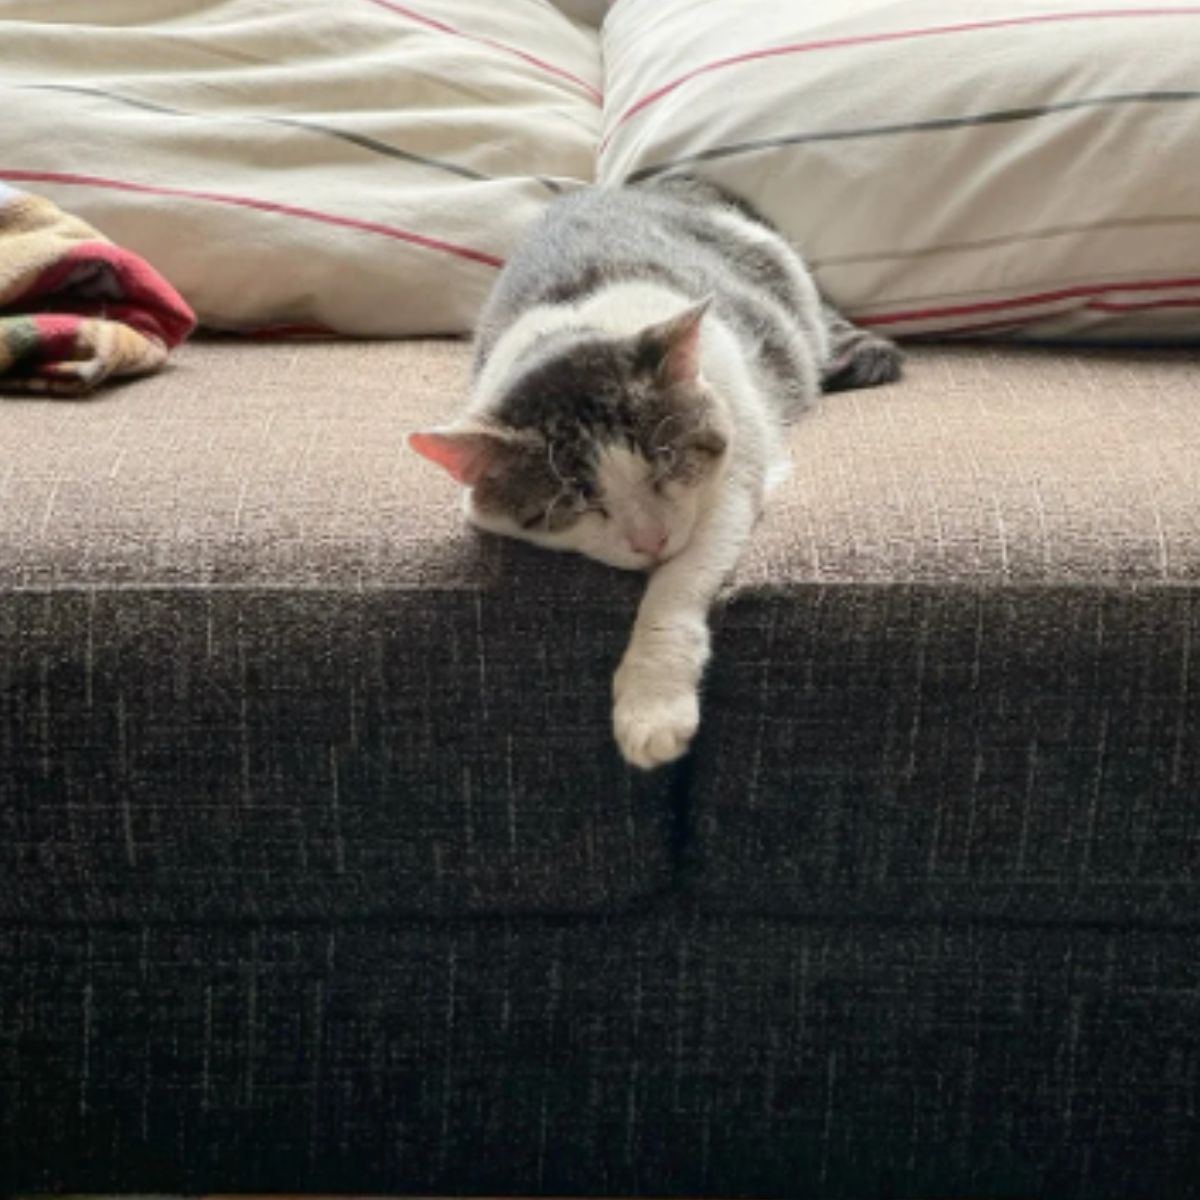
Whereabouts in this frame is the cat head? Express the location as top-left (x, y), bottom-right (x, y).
top-left (410, 298), bottom-right (729, 571)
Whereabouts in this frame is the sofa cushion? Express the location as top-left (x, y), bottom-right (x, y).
top-left (6, 913), bottom-right (1198, 1197)
top-left (690, 346), bottom-right (1200, 923)
top-left (0, 340), bottom-right (672, 921)
top-left (0, 0), bottom-right (601, 335)
top-left (600, 0), bottom-right (1200, 341)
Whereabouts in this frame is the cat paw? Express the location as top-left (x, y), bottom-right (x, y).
top-left (613, 677), bottom-right (700, 770)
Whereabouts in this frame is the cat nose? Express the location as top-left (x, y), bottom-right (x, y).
top-left (628, 527), bottom-right (669, 560)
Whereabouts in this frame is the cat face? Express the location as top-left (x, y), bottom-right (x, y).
top-left (467, 422), bottom-right (721, 571)
top-left (411, 300), bottom-right (729, 571)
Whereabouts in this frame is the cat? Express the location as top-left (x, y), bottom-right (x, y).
top-left (410, 175), bottom-right (901, 769)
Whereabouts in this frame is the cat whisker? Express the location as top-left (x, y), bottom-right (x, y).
top-left (542, 485), bottom-right (573, 531)
top-left (648, 412), bottom-right (686, 450)
top-left (546, 440), bottom-right (576, 491)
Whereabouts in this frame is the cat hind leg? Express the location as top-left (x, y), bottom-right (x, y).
top-left (820, 303), bottom-right (903, 393)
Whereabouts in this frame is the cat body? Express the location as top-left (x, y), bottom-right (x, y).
top-left (411, 176), bottom-right (900, 768)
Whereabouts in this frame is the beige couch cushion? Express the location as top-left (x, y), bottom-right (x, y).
top-left (2, 341), bottom-right (1198, 591)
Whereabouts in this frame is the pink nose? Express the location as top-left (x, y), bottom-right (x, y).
top-left (628, 528), bottom-right (669, 559)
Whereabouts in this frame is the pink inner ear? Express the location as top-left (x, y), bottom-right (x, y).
top-left (408, 430), bottom-right (490, 487)
top-left (657, 297), bottom-right (710, 387)
top-left (663, 319), bottom-right (702, 386)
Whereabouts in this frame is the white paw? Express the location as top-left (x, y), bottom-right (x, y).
top-left (613, 676), bottom-right (700, 770)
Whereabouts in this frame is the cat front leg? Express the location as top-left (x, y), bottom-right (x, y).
top-left (613, 480), bottom-right (760, 769)
top-left (613, 613), bottom-right (709, 770)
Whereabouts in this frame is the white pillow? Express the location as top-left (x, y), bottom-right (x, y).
top-left (600, 0), bottom-right (1200, 342)
top-left (0, 0), bottom-right (602, 336)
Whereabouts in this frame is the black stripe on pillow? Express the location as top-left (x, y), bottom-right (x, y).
top-left (624, 89), bottom-right (1200, 182)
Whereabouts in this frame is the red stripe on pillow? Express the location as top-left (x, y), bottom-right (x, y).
top-left (1087, 297), bottom-right (1200, 313)
top-left (0, 169), bottom-right (505, 269)
top-left (603, 7), bottom-right (1200, 150)
top-left (904, 299), bottom-right (1200, 336)
top-left (854, 276), bottom-right (1200, 328)
top-left (365, 0), bottom-right (603, 104)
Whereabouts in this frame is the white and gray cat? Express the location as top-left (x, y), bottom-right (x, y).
top-left (411, 175), bottom-right (900, 769)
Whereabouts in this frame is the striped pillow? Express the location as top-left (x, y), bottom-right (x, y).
top-left (600, 0), bottom-right (1200, 342)
top-left (0, 0), bottom-right (602, 336)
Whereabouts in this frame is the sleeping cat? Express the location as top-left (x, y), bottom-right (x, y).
top-left (410, 175), bottom-right (901, 769)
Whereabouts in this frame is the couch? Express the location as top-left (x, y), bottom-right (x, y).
top-left (2, 335), bottom-right (1198, 1197)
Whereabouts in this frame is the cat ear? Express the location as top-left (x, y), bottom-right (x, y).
top-left (637, 295), bottom-right (712, 387)
top-left (408, 424), bottom-right (529, 487)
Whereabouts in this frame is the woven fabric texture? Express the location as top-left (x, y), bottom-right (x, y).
top-left (693, 585), bottom-right (1200, 921)
top-left (2, 340), bottom-right (1199, 590)
top-left (3, 340), bottom-right (1200, 920)
top-left (0, 588), bottom-right (671, 920)
top-left (3, 912), bottom-right (1197, 1198)
top-left (3, 339), bottom-right (1200, 1195)
top-left (0, 340), bottom-right (674, 917)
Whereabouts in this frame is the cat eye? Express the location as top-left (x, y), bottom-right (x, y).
top-left (573, 481), bottom-right (608, 518)
top-left (521, 492), bottom-right (603, 532)
top-left (648, 445), bottom-right (677, 490)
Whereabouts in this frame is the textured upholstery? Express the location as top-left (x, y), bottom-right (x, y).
top-left (0, 588), bottom-right (670, 920)
top-left (695, 585), bottom-right (1200, 921)
top-left (3, 339), bottom-right (1199, 1196)
top-left (3, 339), bottom-right (1196, 592)
top-left (4, 914), bottom-right (1197, 1198)
top-left (694, 345), bottom-right (1200, 923)
top-left (0, 341), bottom-right (670, 918)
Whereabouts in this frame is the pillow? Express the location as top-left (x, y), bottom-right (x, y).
top-left (600, 0), bottom-right (1200, 342)
top-left (0, 0), bottom-right (602, 336)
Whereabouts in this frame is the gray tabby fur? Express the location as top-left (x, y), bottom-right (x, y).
top-left (411, 175), bottom-right (901, 769)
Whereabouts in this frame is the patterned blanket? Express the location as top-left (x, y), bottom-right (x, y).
top-left (0, 183), bottom-right (194, 396)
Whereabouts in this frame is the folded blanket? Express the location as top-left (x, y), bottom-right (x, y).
top-left (0, 183), bottom-right (194, 396)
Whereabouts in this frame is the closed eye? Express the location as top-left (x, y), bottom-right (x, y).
top-left (520, 487), bottom-right (606, 530)
top-left (573, 480), bottom-right (608, 518)
top-left (650, 445), bottom-right (676, 480)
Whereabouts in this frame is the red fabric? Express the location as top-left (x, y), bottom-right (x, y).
top-left (24, 242), bottom-right (195, 347)
top-left (1, 185), bottom-right (195, 394)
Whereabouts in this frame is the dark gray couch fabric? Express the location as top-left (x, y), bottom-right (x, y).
top-left (3, 341), bottom-right (1200, 1197)
top-left (4, 913), bottom-right (1198, 1198)
top-left (1, 586), bottom-right (671, 921)
top-left (693, 585), bottom-right (1200, 924)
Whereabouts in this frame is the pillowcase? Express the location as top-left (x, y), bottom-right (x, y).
top-left (601, 0), bottom-right (1200, 342)
top-left (0, 0), bottom-right (602, 336)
